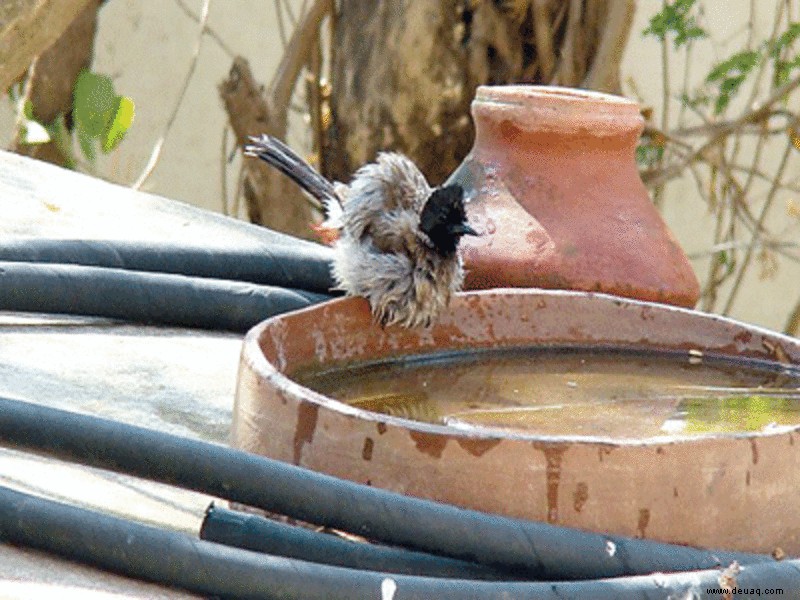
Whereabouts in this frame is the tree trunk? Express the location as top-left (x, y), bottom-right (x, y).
top-left (323, 0), bottom-right (635, 185)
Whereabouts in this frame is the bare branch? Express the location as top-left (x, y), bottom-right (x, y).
top-left (785, 297), bottom-right (800, 336)
top-left (663, 110), bottom-right (797, 137)
top-left (173, 0), bottom-right (235, 58)
top-left (132, 0), bottom-right (211, 190)
top-left (642, 72), bottom-right (800, 187)
top-left (220, 123), bottom-right (230, 215)
top-left (722, 138), bottom-right (796, 315)
top-left (688, 240), bottom-right (800, 264)
top-left (551, 0), bottom-right (581, 85)
top-left (269, 0), bottom-right (333, 132)
top-left (218, 57), bottom-right (316, 236)
top-left (582, 0), bottom-right (635, 94)
top-left (275, 0), bottom-right (290, 48)
top-left (531, 0), bottom-right (555, 81)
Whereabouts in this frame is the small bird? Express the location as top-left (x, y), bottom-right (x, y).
top-left (245, 134), bottom-right (478, 328)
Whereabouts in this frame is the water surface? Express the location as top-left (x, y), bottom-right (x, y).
top-left (296, 348), bottom-right (800, 438)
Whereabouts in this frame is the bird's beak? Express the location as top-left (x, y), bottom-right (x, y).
top-left (454, 223), bottom-right (480, 236)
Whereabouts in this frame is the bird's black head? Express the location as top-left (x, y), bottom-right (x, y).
top-left (419, 184), bottom-right (478, 257)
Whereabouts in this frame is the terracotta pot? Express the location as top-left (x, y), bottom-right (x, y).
top-left (233, 290), bottom-right (800, 554)
top-left (450, 85), bottom-right (700, 308)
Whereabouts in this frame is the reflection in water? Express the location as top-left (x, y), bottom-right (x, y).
top-left (295, 348), bottom-right (800, 439)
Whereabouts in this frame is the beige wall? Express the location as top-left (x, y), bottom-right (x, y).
top-left (2, 0), bottom-right (306, 215)
top-left (2, 0), bottom-right (797, 331)
top-left (623, 1), bottom-right (799, 331)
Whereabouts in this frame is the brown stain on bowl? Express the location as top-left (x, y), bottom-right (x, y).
top-left (362, 437), bottom-right (374, 461)
top-left (457, 437), bottom-right (502, 457)
top-left (750, 439), bottom-right (759, 465)
top-left (573, 482), bottom-right (589, 513)
top-left (431, 323), bottom-right (468, 346)
top-left (637, 508), bottom-right (651, 538)
top-left (292, 401), bottom-right (319, 465)
top-left (598, 446), bottom-right (615, 462)
top-left (534, 442), bottom-right (569, 523)
top-left (409, 430), bottom-right (449, 459)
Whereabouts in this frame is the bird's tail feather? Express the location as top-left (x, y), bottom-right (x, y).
top-left (244, 135), bottom-right (341, 213)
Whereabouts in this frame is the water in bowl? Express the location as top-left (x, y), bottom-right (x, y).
top-left (295, 347), bottom-right (800, 438)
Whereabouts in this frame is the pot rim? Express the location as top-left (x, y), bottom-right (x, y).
top-left (476, 84), bottom-right (637, 106)
top-left (472, 84), bottom-right (644, 136)
top-left (243, 289), bottom-right (800, 448)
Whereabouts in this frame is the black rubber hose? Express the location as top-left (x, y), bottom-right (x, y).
top-left (0, 396), bottom-right (775, 582)
top-left (0, 484), bottom-right (795, 600)
top-left (200, 503), bottom-right (508, 580)
top-left (0, 261), bottom-right (330, 331)
top-left (0, 238), bottom-right (336, 293)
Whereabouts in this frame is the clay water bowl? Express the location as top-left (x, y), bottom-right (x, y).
top-left (232, 289), bottom-right (800, 554)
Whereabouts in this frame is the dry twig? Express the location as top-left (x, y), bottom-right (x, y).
top-left (642, 72), bottom-right (800, 187)
top-left (132, 0), bottom-right (211, 190)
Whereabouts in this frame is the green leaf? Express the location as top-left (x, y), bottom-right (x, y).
top-left (706, 50), bottom-right (761, 115)
top-left (719, 74), bottom-right (747, 93)
top-left (677, 24), bottom-right (707, 46)
top-left (72, 69), bottom-right (134, 160)
top-left (774, 56), bottom-right (800, 86)
top-left (8, 82), bottom-right (19, 103)
top-left (643, 0), bottom-right (707, 48)
top-left (706, 50), bottom-right (760, 82)
top-left (716, 250), bottom-right (734, 275)
top-left (635, 140), bottom-right (664, 169)
top-left (771, 22), bottom-right (800, 58)
top-left (73, 70), bottom-right (116, 139)
top-left (77, 126), bottom-right (97, 163)
top-left (713, 74), bottom-right (747, 115)
top-left (680, 90), bottom-right (710, 108)
top-left (770, 23), bottom-right (800, 86)
top-left (47, 115), bottom-right (77, 170)
top-left (22, 99), bottom-right (35, 120)
top-left (102, 96), bottom-right (135, 153)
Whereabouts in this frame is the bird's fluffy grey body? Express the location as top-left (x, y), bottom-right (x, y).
top-left (245, 135), bottom-right (467, 328)
top-left (332, 153), bottom-right (464, 328)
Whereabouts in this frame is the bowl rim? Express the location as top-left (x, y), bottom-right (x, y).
top-left (241, 288), bottom-right (800, 447)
